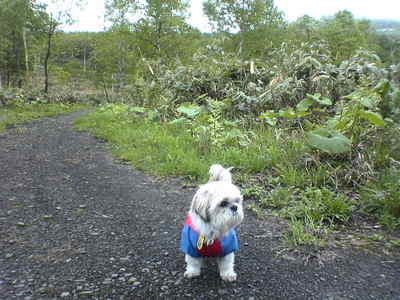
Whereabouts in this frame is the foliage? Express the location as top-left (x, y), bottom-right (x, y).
top-left (75, 103), bottom-right (306, 178)
top-left (261, 187), bottom-right (353, 225)
top-left (74, 104), bottom-right (210, 180)
top-left (106, 0), bottom-right (191, 59)
top-left (318, 11), bottom-right (380, 63)
top-left (361, 168), bottom-right (400, 231)
top-left (130, 41), bottom-right (387, 122)
top-left (0, 87), bottom-right (90, 106)
top-left (0, 0), bottom-right (46, 87)
top-left (284, 218), bottom-right (328, 248)
top-left (0, 101), bottom-right (85, 132)
top-left (203, 0), bottom-right (285, 57)
top-left (305, 128), bottom-right (351, 154)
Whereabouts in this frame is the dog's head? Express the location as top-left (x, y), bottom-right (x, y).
top-left (190, 181), bottom-right (244, 233)
top-left (208, 164), bottom-right (233, 183)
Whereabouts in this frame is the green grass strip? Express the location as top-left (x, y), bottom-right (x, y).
top-left (74, 109), bottom-right (306, 183)
top-left (0, 103), bottom-right (87, 133)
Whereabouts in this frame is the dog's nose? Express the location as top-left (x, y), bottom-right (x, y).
top-left (231, 205), bottom-right (238, 212)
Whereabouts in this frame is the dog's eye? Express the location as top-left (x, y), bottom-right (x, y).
top-left (220, 200), bottom-right (229, 207)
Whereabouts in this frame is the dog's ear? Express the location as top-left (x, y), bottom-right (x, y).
top-left (191, 189), bottom-right (211, 223)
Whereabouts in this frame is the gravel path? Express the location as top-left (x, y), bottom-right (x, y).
top-left (0, 111), bottom-right (399, 300)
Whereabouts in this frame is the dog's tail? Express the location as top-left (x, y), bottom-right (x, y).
top-left (208, 164), bottom-right (233, 183)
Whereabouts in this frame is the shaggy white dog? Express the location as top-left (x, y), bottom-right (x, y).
top-left (180, 164), bottom-right (244, 281)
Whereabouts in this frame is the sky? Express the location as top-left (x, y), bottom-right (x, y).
top-left (51, 0), bottom-right (400, 32)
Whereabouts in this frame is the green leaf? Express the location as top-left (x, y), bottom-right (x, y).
top-left (296, 97), bottom-right (313, 111)
top-left (304, 56), bottom-right (321, 68)
top-left (374, 79), bottom-right (391, 96)
top-left (297, 94), bottom-right (332, 113)
top-left (225, 128), bottom-right (244, 139)
top-left (316, 97), bottom-right (332, 106)
top-left (264, 117), bottom-right (277, 126)
top-left (168, 117), bottom-right (188, 125)
top-left (359, 111), bottom-right (385, 126)
top-left (279, 108), bottom-right (297, 119)
top-left (306, 128), bottom-right (351, 154)
top-left (259, 111), bottom-right (277, 120)
top-left (360, 97), bottom-right (374, 109)
top-left (146, 110), bottom-right (159, 121)
top-left (177, 103), bottom-right (202, 118)
top-left (259, 111), bottom-right (278, 126)
top-left (129, 106), bottom-right (147, 113)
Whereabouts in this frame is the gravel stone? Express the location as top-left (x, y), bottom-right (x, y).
top-left (60, 291), bottom-right (70, 297)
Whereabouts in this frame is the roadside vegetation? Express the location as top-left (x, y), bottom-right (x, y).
top-left (0, 90), bottom-right (86, 132)
top-left (1, 0), bottom-right (400, 250)
top-left (74, 42), bottom-right (400, 249)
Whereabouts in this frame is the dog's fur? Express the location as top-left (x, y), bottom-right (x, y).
top-left (184, 164), bottom-right (244, 281)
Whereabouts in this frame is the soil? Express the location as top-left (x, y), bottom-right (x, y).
top-left (0, 111), bottom-right (399, 300)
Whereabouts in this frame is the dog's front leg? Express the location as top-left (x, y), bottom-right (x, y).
top-left (218, 253), bottom-right (237, 281)
top-left (184, 254), bottom-right (203, 278)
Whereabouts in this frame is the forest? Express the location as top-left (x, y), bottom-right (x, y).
top-left (1, 0), bottom-right (400, 247)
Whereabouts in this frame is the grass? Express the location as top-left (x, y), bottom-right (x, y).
top-left (75, 110), bottom-right (210, 180)
top-left (360, 168), bottom-right (400, 231)
top-left (74, 106), bottom-right (310, 182)
top-left (74, 104), bottom-right (400, 249)
top-left (0, 103), bottom-right (86, 133)
top-left (284, 217), bottom-right (328, 248)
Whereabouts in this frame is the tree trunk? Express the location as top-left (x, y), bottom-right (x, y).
top-left (44, 31), bottom-right (52, 94)
top-left (102, 76), bottom-right (110, 102)
top-left (83, 46), bottom-right (87, 72)
top-left (12, 30), bottom-right (21, 88)
top-left (44, 19), bottom-right (56, 94)
top-left (22, 27), bottom-right (30, 84)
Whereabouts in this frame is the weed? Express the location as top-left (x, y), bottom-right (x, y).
top-left (74, 106), bottom-right (305, 181)
top-left (242, 185), bottom-right (265, 200)
top-left (276, 165), bottom-right (309, 188)
top-left (360, 168), bottom-right (400, 231)
top-left (246, 203), bottom-right (263, 218)
top-left (284, 187), bottom-right (352, 225)
top-left (386, 239), bottom-right (400, 248)
top-left (0, 103), bottom-right (86, 133)
top-left (260, 187), bottom-right (297, 209)
top-left (284, 216), bottom-right (328, 248)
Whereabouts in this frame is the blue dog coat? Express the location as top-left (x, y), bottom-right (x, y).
top-left (180, 215), bottom-right (239, 257)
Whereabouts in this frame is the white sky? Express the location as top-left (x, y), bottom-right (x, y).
top-left (52, 0), bottom-right (400, 32)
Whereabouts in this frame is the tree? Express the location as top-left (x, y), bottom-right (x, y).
top-left (52, 32), bottom-right (96, 74)
top-left (38, 0), bottom-right (81, 93)
top-left (204, 0), bottom-right (280, 32)
top-left (203, 0), bottom-right (284, 57)
top-left (319, 10), bottom-right (380, 63)
top-left (287, 15), bottom-right (319, 44)
top-left (106, 0), bottom-right (190, 60)
top-left (377, 33), bottom-right (400, 64)
top-left (89, 26), bottom-right (138, 100)
top-left (0, 0), bottom-right (45, 88)
top-left (42, 13), bottom-right (60, 93)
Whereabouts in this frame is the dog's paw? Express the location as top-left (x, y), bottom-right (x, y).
top-left (184, 270), bottom-right (201, 279)
top-left (220, 271), bottom-right (237, 282)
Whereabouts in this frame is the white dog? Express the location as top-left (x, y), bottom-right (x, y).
top-left (180, 164), bottom-right (244, 281)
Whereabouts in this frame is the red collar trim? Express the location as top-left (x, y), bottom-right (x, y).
top-left (185, 214), bottom-right (197, 232)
